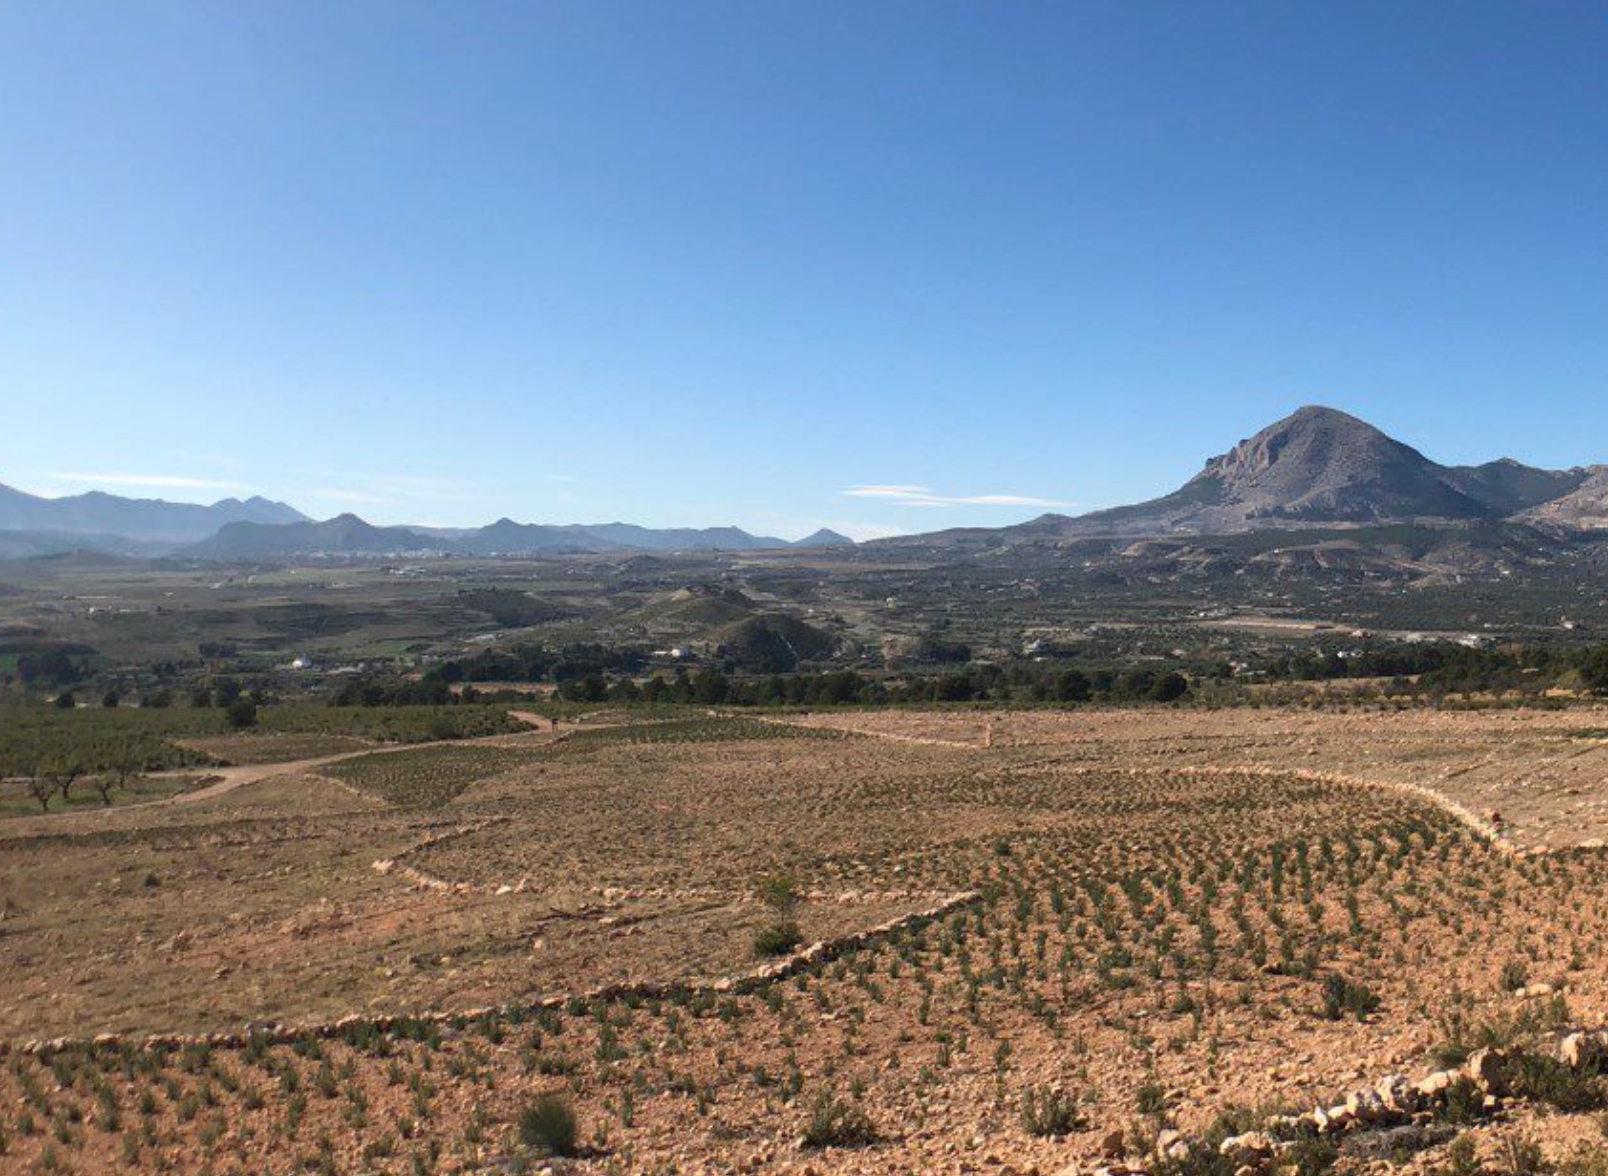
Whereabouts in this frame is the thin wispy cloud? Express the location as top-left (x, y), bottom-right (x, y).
top-left (842, 484), bottom-right (1076, 510)
top-left (50, 471), bottom-right (251, 493)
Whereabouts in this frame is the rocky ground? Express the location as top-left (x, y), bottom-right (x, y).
top-left (2, 707), bottom-right (1607, 1175)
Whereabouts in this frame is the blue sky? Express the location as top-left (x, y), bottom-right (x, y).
top-left (3, 2), bottom-right (1606, 540)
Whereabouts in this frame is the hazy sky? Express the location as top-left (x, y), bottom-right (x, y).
top-left (3, 3), bottom-right (1607, 540)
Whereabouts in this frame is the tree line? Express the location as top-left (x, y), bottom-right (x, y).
top-left (551, 664), bottom-right (1191, 706)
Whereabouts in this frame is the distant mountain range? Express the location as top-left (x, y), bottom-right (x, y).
top-left (0, 481), bottom-right (852, 559)
top-left (880, 406), bottom-right (1608, 551)
top-left (0, 481), bottom-right (307, 544)
top-left (184, 515), bottom-right (852, 559)
top-left (9, 406), bottom-right (1608, 564)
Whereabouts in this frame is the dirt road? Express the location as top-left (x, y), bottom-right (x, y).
top-left (10, 710), bottom-right (565, 825)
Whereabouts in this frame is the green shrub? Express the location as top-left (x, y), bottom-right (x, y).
top-left (754, 923), bottom-right (803, 958)
top-left (1510, 1050), bottom-right (1607, 1113)
top-left (517, 1093), bottom-right (578, 1158)
top-left (1436, 1078), bottom-right (1485, 1124)
top-left (1498, 1134), bottom-right (1546, 1176)
top-left (226, 697), bottom-right (259, 730)
top-left (1320, 973), bottom-right (1381, 1021)
top-left (1284, 1133), bottom-right (1339, 1176)
top-left (801, 1089), bottom-right (876, 1149)
top-left (1136, 1081), bottom-right (1169, 1115)
top-left (1439, 1134), bottom-right (1482, 1176)
top-left (1021, 1085), bottom-right (1083, 1137)
top-left (1499, 960), bottom-right (1530, 992)
top-left (1558, 1147), bottom-right (1608, 1176)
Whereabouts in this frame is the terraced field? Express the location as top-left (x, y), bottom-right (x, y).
top-left (2, 708), bottom-right (1608, 1175)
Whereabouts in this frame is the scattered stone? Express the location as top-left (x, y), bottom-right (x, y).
top-left (1219, 1132), bottom-right (1275, 1164)
top-left (1464, 1047), bottom-right (1511, 1096)
top-left (1561, 1030), bottom-right (1605, 1070)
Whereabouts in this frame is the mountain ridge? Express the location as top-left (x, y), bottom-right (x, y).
top-left (984, 406), bottom-right (1599, 542)
top-left (10, 406), bottom-right (1608, 561)
top-left (0, 482), bottom-right (857, 559)
top-left (0, 481), bottom-right (307, 544)
top-left (180, 516), bottom-right (854, 560)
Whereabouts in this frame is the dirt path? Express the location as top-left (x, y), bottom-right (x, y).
top-left (9, 711), bottom-right (564, 826)
top-left (151, 750), bottom-right (392, 807)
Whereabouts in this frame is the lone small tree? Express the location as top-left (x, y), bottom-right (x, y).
top-left (753, 873), bottom-right (804, 957)
top-left (1581, 642), bottom-right (1608, 695)
top-left (48, 756), bottom-right (84, 805)
top-left (93, 747), bottom-right (138, 806)
top-left (1150, 672), bottom-right (1189, 703)
top-left (25, 765), bottom-right (57, 813)
top-left (115, 746), bottom-right (141, 793)
top-left (226, 695), bottom-right (258, 730)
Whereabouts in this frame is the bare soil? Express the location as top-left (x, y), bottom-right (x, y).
top-left (3, 706), bottom-right (1607, 1175)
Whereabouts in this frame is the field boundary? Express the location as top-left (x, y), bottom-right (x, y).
top-left (760, 713), bottom-right (1608, 855)
top-left (370, 816), bottom-right (513, 890)
top-left (0, 891), bottom-right (982, 1058)
top-left (992, 758), bottom-right (1523, 854)
top-left (1107, 1029), bottom-right (1608, 1176)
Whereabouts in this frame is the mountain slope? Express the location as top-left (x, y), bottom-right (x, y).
top-left (0, 482), bottom-right (306, 544)
top-left (572, 523), bottom-right (792, 551)
top-left (862, 405), bottom-right (1597, 557)
top-left (793, 528), bottom-right (854, 548)
top-left (454, 519), bottom-right (621, 555)
top-left (1440, 459), bottom-right (1589, 515)
top-left (1517, 466), bottom-right (1608, 530)
top-left (1072, 407), bottom-right (1494, 534)
top-left (185, 515), bottom-right (459, 558)
top-left (1049, 406), bottom-right (1588, 537)
top-left (0, 528), bottom-right (174, 560)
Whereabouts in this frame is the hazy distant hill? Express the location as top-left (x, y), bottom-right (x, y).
top-left (792, 528), bottom-right (854, 548)
top-left (574, 523), bottom-right (787, 551)
top-left (0, 476), bottom-right (858, 560)
top-left (187, 514), bottom-right (458, 558)
top-left (421, 520), bottom-right (841, 555)
top-left (449, 519), bottom-right (616, 555)
top-left (0, 528), bottom-right (173, 560)
top-left (0, 481), bottom-right (306, 544)
top-left (181, 515), bottom-right (853, 560)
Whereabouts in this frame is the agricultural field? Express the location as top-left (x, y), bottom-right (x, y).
top-left (2, 708), bottom-right (1608, 1175)
top-left (0, 704), bottom-right (528, 816)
